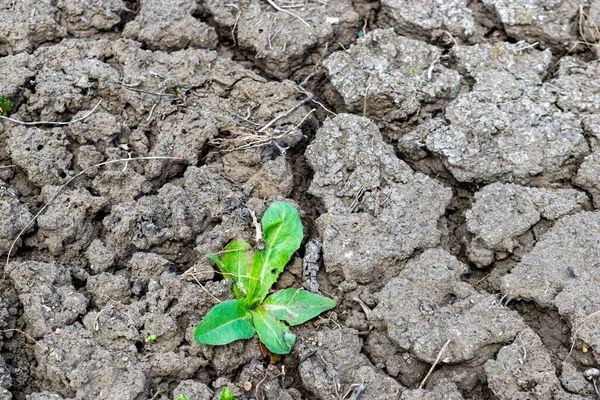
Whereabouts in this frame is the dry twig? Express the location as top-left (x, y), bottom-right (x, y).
top-left (258, 73), bottom-right (315, 132)
top-left (226, 4), bottom-right (242, 45)
top-left (341, 383), bottom-right (367, 400)
top-left (419, 339), bottom-right (451, 389)
top-left (565, 309), bottom-right (600, 361)
top-left (210, 74), bottom-right (317, 154)
top-left (0, 329), bottom-right (47, 352)
top-left (578, 5), bottom-right (600, 53)
top-left (248, 208), bottom-right (265, 251)
top-left (0, 101), bottom-right (102, 126)
top-left (189, 273), bottom-right (222, 304)
top-left (443, 30), bottom-right (458, 46)
top-left (111, 80), bottom-right (178, 98)
top-left (349, 383), bottom-right (367, 400)
top-left (352, 296), bottom-right (372, 319)
top-left (362, 83), bottom-right (371, 116)
top-left (263, 0), bottom-right (310, 27)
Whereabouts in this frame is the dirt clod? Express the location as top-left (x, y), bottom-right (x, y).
top-left (502, 211), bottom-right (600, 364)
top-left (323, 29), bottom-right (461, 123)
top-left (372, 249), bottom-right (526, 364)
top-left (307, 114), bottom-right (452, 287)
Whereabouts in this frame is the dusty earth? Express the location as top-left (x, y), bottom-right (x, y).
top-left (0, 0), bottom-right (600, 399)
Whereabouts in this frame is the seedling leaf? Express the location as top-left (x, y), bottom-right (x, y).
top-left (263, 288), bottom-right (336, 326)
top-left (222, 240), bottom-right (252, 295)
top-left (194, 299), bottom-right (255, 345)
top-left (144, 334), bottom-right (158, 342)
top-left (219, 388), bottom-right (236, 400)
top-left (246, 202), bottom-right (303, 305)
top-left (195, 202), bottom-right (335, 356)
top-left (207, 252), bottom-right (242, 298)
top-left (0, 97), bottom-right (12, 117)
top-left (250, 306), bottom-right (296, 354)
top-left (206, 253), bottom-right (228, 278)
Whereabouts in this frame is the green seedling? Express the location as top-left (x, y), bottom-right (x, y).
top-left (194, 202), bottom-right (336, 354)
top-left (174, 394), bottom-right (188, 400)
top-left (144, 334), bottom-right (158, 343)
top-left (0, 97), bottom-right (12, 117)
top-left (219, 387), bottom-right (237, 400)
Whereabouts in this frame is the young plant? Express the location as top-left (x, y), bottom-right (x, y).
top-left (219, 387), bottom-right (237, 400)
top-left (194, 202), bottom-right (336, 354)
top-left (0, 97), bottom-right (12, 117)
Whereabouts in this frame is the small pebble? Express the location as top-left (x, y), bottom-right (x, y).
top-left (584, 368), bottom-right (600, 379)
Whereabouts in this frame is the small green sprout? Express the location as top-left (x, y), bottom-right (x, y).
top-left (194, 202), bottom-right (336, 355)
top-left (219, 388), bottom-right (237, 400)
top-left (144, 334), bottom-right (158, 343)
top-left (174, 394), bottom-right (188, 400)
top-left (0, 97), bottom-right (12, 117)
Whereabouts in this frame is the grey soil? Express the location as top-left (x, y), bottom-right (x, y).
top-left (0, 0), bottom-right (599, 399)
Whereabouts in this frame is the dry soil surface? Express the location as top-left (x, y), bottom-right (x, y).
top-left (0, 0), bottom-right (600, 399)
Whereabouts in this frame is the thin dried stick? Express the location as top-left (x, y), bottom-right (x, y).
top-left (0, 100), bottom-right (102, 126)
top-left (340, 383), bottom-right (367, 400)
top-left (515, 41), bottom-right (539, 52)
top-left (226, 4), bottom-right (242, 45)
top-left (4, 156), bottom-right (184, 273)
top-left (248, 209), bottom-right (264, 247)
top-left (258, 73), bottom-right (314, 132)
top-left (591, 377), bottom-right (600, 400)
top-left (264, 0), bottom-right (310, 27)
top-left (419, 339), bottom-right (451, 389)
top-left (214, 108), bottom-right (314, 154)
top-left (254, 368), bottom-right (274, 398)
top-left (349, 383), bottom-right (367, 400)
top-left (0, 329), bottom-right (47, 351)
top-left (112, 81), bottom-right (179, 98)
top-left (517, 331), bottom-right (527, 364)
top-left (443, 30), bottom-right (458, 46)
top-left (189, 273), bottom-right (222, 304)
top-left (352, 297), bottom-right (371, 319)
top-left (149, 391), bottom-right (160, 400)
top-left (362, 83), bottom-right (371, 116)
top-left (579, 5), bottom-right (600, 52)
top-left (565, 309), bottom-right (600, 361)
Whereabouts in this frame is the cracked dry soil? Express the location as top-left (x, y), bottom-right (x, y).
top-left (0, 0), bottom-right (600, 399)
